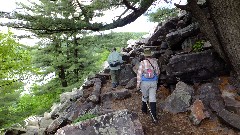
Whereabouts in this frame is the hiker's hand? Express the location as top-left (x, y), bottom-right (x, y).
top-left (136, 86), bottom-right (140, 91)
top-left (120, 64), bottom-right (124, 69)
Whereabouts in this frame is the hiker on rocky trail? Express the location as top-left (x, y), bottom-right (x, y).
top-left (137, 48), bottom-right (160, 123)
top-left (107, 47), bottom-right (123, 88)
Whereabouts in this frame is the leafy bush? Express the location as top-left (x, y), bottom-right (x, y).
top-left (73, 113), bottom-right (97, 123)
top-left (0, 30), bottom-right (36, 128)
top-left (193, 40), bottom-right (204, 52)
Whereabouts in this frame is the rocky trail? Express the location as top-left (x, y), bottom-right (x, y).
top-left (10, 73), bottom-right (240, 135)
top-left (5, 4), bottom-right (240, 134)
top-left (101, 78), bottom-right (240, 135)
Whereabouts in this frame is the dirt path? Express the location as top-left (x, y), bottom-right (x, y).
top-left (100, 81), bottom-right (240, 135)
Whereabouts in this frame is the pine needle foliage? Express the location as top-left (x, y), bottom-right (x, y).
top-left (147, 7), bottom-right (178, 22)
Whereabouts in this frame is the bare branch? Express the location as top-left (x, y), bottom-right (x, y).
top-left (117, 8), bottom-right (130, 20)
top-left (96, 0), bottom-right (155, 31)
top-left (74, 0), bottom-right (82, 9)
top-left (174, 3), bottom-right (189, 11)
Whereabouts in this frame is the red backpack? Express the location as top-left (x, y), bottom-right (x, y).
top-left (142, 59), bottom-right (156, 79)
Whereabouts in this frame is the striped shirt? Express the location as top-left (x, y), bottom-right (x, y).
top-left (137, 58), bottom-right (160, 88)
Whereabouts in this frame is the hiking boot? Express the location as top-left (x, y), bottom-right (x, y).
top-left (150, 102), bottom-right (158, 123)
top-left (141, 101), bottom-right (148, 114)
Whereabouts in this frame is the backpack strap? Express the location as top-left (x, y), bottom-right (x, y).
top-left (146, 59), bottom-right (155, 70)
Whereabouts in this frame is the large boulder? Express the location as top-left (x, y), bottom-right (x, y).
top-left (101, 91), bottom-right (113, 109)
top-left (88, 78), bottom-right (102, 103)
top-left (50, 100), bottom-right (72, 119)
top-left (166, 22), bottom-right (200, 50)
top-left (161, 81), bottom-right (194, 114)
top-left (48, 103), bottom-right (61, 119)
top-left (189, 99), bottom-right (208, 125)
top-left (24, 116), bottom-right (41, 127)
top-left (148, 17), bottom-right (179, 45)
top-left (59, 88), bottom-right (83, 103)
top-left (223, 96), bottom-right (240, 115)
top-left (39, 117), bottom-right (54, 129)
top-left (198, 83), bottom-right (225, 119)
top-left (210, 101), bottom-right (240, 130)
top-left (45, 116), bottom-right (71, 134)
top-left (82, 79), bottom-right (95, 89)
top-left (181, 36), bottom-right (198, 52)
top-left (198, 83), bottom-right (224, 111)
top-left (64, 101), bottom-right (95, 122)
top-left (119, 64), bottom-right (136, 86)
top-left (112, 89), bottom-right (131, 100)
top-left (4, 128), bottom-right (26, 135)
top-left (55, 109), bottom-right (144, 135)
top-left (166, 49), bottom-right (228, 83)
top-left (125, 77), bottom-right (137, 89)
top-left (24, 126), bottom-right (39, 135)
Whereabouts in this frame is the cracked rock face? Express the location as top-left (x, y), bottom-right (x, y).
top-left (55, 109), bottom-right (144, 135)
top-left (119, 65), bottom-right (136, 86)
top-left (166, 49), bottom-right (228, 83)
top-left (161, 81), bottom-right (194, 114)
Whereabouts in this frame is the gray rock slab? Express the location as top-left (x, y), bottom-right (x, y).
top-left (55, 109), bottom-right (144, 135)
top-left (166, 49), bottom-right (228, 83)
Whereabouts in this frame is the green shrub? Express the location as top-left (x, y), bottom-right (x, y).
top-left (73, 113), bottom-right (97, 123)
top-left (193, 40), bottom-right (204, 52)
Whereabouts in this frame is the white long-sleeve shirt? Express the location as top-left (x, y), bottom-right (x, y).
top-left (107, 51), bottom-right (123, 70)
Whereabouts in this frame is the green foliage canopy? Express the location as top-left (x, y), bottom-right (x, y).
top-left (0, 31), bottom-right (32, 79)
top-left (147, 7), bottom-right (178, 22)
top-left (0, 30), bottom-right (34, 128)
top-left (4, 0), bottom-right (155, 34)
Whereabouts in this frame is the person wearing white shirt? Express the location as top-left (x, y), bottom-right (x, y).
top-left (107, 47), bottom-right (123, 88)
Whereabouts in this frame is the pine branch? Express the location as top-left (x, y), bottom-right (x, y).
top-left (122, 0), bottom-right (137, 11)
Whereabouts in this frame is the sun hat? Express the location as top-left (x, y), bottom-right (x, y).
top-left (112, 47), bottom-right (116, 51)
top-left (143, 48), bottom-right (152, 56)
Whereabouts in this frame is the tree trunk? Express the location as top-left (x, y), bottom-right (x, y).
top-left (58, 66), bottom-right (67, 87)
top-left (175, 0), bottom-right (228, 61)
top-left (176, 0), bottom-right (240, 80)
top-left (208, 0), bottom-right (240, 79)
top-left (73, 35), bottom-right (79, 80)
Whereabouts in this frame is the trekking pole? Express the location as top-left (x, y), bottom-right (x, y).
top-left (146, 101), bottom-right (157, 123)
top-left (144, 96), bottom-right (157, 123)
